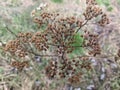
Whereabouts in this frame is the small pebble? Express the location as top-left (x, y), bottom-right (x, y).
top-left (91, 59), bottom-right (97, 66)
top-left (34, 55), bottom-right (42, 62)
top-left (111, 63), bottom-right (117, 68)
top-left (35, 80), bottom-right (41, 86)
top-left (100, 73), bottom-right (105, 80)
top-left (75, 88), bottom-right (81, 90)
top-left (101, 67), bottom-right (105, 73)
top-left (87, 85), bottom-right (95, 90)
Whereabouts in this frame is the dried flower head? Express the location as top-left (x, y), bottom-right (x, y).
top-left (82, 31), bottom-right (101, 56)
top-left (83, 5), bottom-right (102, 20)
top-left (3, 0), bottom-right (111, 89)
top-left (98, 14), bottom-right (110, 26)
top-left (86, 0), bottom-right (97, 5)
top-left (11, 61), bottom-right (29, 71)
top-left (31, 31), bottom-right (49, 51)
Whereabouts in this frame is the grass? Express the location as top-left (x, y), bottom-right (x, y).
top-left (51, 0), bottom-right (63, 3)
top-left (0, 8), bottom-right (37, 43)
top-left (72, 33), bottom-right (84, 55)
top-left (96, 0), bottom-right (113, 11)
top-left (10, 0), bottom-right (22, 7)
top-left (117, 0), bottom-right (120, 4)
top-left (96, 0), bottom-right (110, 5)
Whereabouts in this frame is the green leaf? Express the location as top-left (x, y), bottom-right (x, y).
top-left (72, 33), bottom-right (84, 55)
top-left (96, 0), bottom-right (110, 7)
top-left (0, 68), bottom-right (4, 73)
top-left (117, 0), bottom-right (120, 4)
top-left (51, 0), bottom-right (63, 3)
top-left (107, 6), bottom-right (113, 11)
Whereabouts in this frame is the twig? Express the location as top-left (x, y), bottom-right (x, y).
top-left (4, 26), bottom-right (40, 56)
top-left (75, 20), bottom-right (89, 33)
top-left (5, 26), bottom-right (18, 37)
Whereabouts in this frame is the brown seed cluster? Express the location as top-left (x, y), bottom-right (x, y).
top-left (82, 31), bottom-right (101, 56)
top-left (4, 39), bottom-right (20, 54)
top-left (86, 0), bottom-right (97, 5)
top-left (98, 14), bottom-right (110, 26)
top-left (33, 12), bottom-right (59, 27)
top-left (45, 60), bottom-right (58, 79)
top-left (83, 6), bottom-right (102, 20)
top-left (11, 61), bottom-right (29, 71)
top-left (17, 49), bottom-right (28, 57)
top-left (84, 0), bottom-right (109, 26)
top-left (45, 56), bottom-right (91, 81)
top-left (34, 13), bottom-right (79, 49)
top-left (80, 60), bottom-right (91, 70)
top-left (33, 13), bottom-right (84, 56)
top-left (17, 32), bottom-right (33, 43)
top-left (58, 58), bottom-right (76, 78)
top-left (78, 56), bottom-right (91, 70)
top-left (31, 31), bottom-right (49, 51)
top-left (46, 17), bottom-right (83, 55)
top-left (68, 72), bottom-right (82, 86)
top-left (83, 2), bottom-right (102, 20)
top-left (4, 31), bottom-right (50, 57)
top-left (4, 39), bottom-right (28, 57)
top-left (45, 59), bottom-right (74, 79)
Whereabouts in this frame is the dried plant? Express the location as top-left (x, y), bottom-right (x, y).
top-left (1, 0), bottom-right (119, 90)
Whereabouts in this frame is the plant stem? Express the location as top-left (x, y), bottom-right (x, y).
top-left (76, 20), bottom-right (89, 33)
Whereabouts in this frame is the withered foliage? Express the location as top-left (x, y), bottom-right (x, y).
top-left (11, 61), bottom-right (29, 71)
top-left (82, 30), bottom-right (101, 56)
top-left (3, 0), bottom-right (111, 88)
